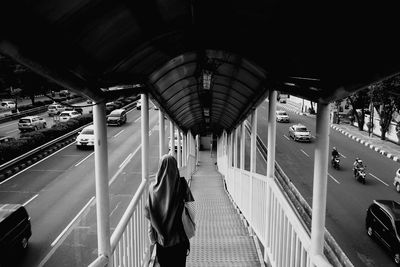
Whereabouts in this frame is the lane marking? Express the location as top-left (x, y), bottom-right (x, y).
top-left (113, 129), bottom-right (125, 138)
top-left (0, 122), bottom-right (18, 129)
top-left (339, 153), bottom-right (347, 159)
top-left (75, 152), bottom-right (95, 167)
top-left (23, 194), bottom-right (39, 206)
top-left (6, 129), bottom-right (19, 134)
top-left (0, 142), bottom-right (76, 185)
top-left (110, 145), bottom-right (141, 185)
top-left (328, 173), bottom-right (340, 184)
top-left (50, 196), bottom-right (95, 247)
top-left (369, 173), bottom-right (389, 186)
top-left (283, 135), bottom-right (290, 140)
top-left (110, 201), bottom-right (121, 217)
top-left (300, 149), bottom-right (310, 158)
top-left (119, 153), bottom-right (133, 168)
top-left (135, 117), bottom-right (141, 122)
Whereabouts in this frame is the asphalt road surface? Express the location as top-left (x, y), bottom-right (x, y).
top-left (0, 106), bottom-right (168, 267)
top-left (256, 100), bottom-right (400, 267)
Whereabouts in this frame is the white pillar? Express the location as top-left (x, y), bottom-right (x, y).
top-left (159, 110), bottom-right (165, 158)
top-left (141, 93), bottom-right (149, 182)
top-left (170, 121), bottom-right (176, 158)
top-left (229, 132), bottom-right (234, 168)
top-left (267, 91), bottom-right (277, 179)
top-left (183, 133), bottom-right (187, 167)
top-left (250, 109), bottom-right (258, 173)
top-left (93, 101), bottom-right (111, 259)
top-left (311, 103), bottom-right (330, 261)
top-left (177, 129), bottom-right (182, 168)
top-left (240, 122), bottom-right (245, 170)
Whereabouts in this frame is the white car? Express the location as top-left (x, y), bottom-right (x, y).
top-left (288, 124), bottom-right (311, 142)
top-left (136, 99), bottom-right (141, 110)
top-left (59, 110), bottom-right (81, 122)
top-left (48, 104), bottom-right (65, 116)
top-left (276, 110), bottom-right (289, 122)
top-left (18, 116), bottom-right (47, 132)
top-left (0, 100), bottom-right (16, 110)
top-left (76, 125), bottom-right (95, 149)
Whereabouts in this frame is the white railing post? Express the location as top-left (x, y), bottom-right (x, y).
top-left (311, 103), bottom-right (330, 263)
top-left (141, 93), bottom-right (149, 182)
top-left (234, 128), bottom-right (238, 169)
top-left (177, 129), bottom-right (182, 168)
top-left (93, 101), bottom-right (111, 263)
top-left (250, 109), bottom-right (257, 173)
top-left (267, 90), bottom-right (277, 179)
top-left (183, 133), bottom-right (187, 167)
top-left (159, 110), bottom-right (165, 158)
top-left (240, 122), bottom-right (245, 170)
top-left (170, 121), bottom-right (176, 158)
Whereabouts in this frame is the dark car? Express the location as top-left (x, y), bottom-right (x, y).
top-left (107, 109), bottom-right (127, 126)
top-left (0, 204), bottom-right (32, 265)
top-left (366, 200), bottom-right (400, 264)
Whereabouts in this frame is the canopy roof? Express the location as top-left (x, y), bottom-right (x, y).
top-left (1, 0), bottom-right (399, 135)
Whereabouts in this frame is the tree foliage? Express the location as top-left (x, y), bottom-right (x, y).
top-left (347, 89), bottom-right (370, 130)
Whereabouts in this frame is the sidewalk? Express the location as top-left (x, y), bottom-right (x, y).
top-left (283, 99), bottom-right (400, 164)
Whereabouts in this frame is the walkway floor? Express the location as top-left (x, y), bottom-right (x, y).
top-left (186, 151), bottom-right (263, 267)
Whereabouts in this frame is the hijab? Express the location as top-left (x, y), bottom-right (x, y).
top-left (145, 154), bottom-right (187, 246)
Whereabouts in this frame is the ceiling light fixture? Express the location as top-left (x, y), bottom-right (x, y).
top-left (203, 70), bottom-right (212, 90)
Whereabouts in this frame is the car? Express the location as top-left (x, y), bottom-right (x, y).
top-left (276, 110), bottom-right (289, 122)
top-left (136, 98), bottom-right (141, 110)
top-left (105, 102), bottom-right (118, 115)
top-left (18, 116), bottom-right (46, 132)
top-left (288, 124), bottom-right (311, 142)
top-left (107, 109), bottom-right (127, 126)
top-left (0, 135), bottom-right (16, 144)
top-left (393, 168), bottom-right (400, 192)
top-left (48, 103), bottom-right (65, 116)
top-left (76, 125), bottom-right (95, 149)
top-left (59, 110), bottom-right (81, 122)
top-left (0, 204), bottom-right (32, 265)
top-left (0, 100), bottom-right (16, 110)
top-left (366, 200), bottom-right (400, 264)
top-left (64, 106), bottom-right (83, 115)
top-left (59, 89), bottom-right (70, 97)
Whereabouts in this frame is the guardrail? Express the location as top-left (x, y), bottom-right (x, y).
top-left (243, 122), bottom-right (353, 267)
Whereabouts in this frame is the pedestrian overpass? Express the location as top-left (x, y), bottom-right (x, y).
top-left (1, 1), bottom-right (400, 266)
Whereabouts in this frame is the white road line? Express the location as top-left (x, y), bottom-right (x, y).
top-left (328, 173), bottom-right (340, 184)
top-left (23, 194), bottom-right (39, 206)
top-left (0, 142), bottom-right (76, 185)
top-left (119, 153), bottom-right (133, 168)
top-left (300, 149), bottom-right (310, 158)
top-left (135, 117), bottom-right (141, 122)
top-left (75, 152), bottom-right (95, 167)
top-left (339, 153), bottom-right (347, 159)
top-left (110, 145), bottom-right (141, 185)
top-left (113, 129), bottom-right (125, 138)
top-left (283, 135), bottom-right (290, 140)
top-left (369, 173), bottom-right (389, 186)
top-left (110, 201), bottom-right (120, 217)
top-left (0, 122), bottom-right (18, 129)
top-left (50, 196), bottom-right (95, 247)
top-left (6, 129), bottom-right (19, 134)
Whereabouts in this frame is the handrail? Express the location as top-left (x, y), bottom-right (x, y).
top-left (110, 179), bottom-right (148, 250)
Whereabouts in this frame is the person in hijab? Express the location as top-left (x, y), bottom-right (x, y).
top-left (145, 154), bottom-right (194, 267)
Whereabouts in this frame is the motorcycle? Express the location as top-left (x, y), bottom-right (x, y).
top-left (331, 156), bottom-right (340, 169)
top-left (354, 166), bottom-right (366, 184)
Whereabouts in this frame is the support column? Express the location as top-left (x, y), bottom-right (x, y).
top-left (177, 129), bottom-right (182, 168)
top-left (93, 101), bottom-right (111, 260)
top-left (250, 109), bottom-right (258, 173)
top-left (240, 122), bottom-right (245, 170)
top-left (233, 128), bottom-right (238, 168)
top-left (267, 90), bottom-right (277, 179)
top-left (159, 110), bottom-right (165, 158)
top-left (183, 133), bottom-right (187, 167)
top-left (170, 121), bottom-right (176, 158)
top-left (311, 103), bottom-right (330, 262)
top-left (141, 93), bottom-right (149, 182)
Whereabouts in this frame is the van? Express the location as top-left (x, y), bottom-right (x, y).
top-left (0, 101), bottom-right (16, 110)
top-left (0, 204), bottom-right (32, 263)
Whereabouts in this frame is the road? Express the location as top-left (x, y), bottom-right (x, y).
top-left (255, 100), bottom-right (400, 267)
top-left (0, 106), bottom-right (168, 267)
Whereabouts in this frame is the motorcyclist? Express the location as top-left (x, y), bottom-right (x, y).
top-left (331, 147), bottom-right (339, 160)
top-left (353, 157), bottom-right (364, 176)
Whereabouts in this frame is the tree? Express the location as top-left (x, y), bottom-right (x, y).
top-left (369, 76), bottom-right (400, 140)
top-left (347, 89), bottom-right (370, 131)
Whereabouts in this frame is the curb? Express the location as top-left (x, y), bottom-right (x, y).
top-left (330, 125), bottom-right (400, 163)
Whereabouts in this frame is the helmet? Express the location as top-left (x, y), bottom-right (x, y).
top-left (355, 157), bottom-right (359, 161)
top-left (333, 147), bottom-right (337, 150)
